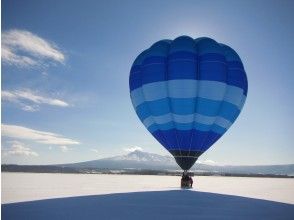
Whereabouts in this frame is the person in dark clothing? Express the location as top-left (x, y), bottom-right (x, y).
top-left (189, 176), bottom-right (193, 187)
top-left (181, 172), bottom-right (193, 188)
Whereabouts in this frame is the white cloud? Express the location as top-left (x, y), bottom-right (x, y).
top-left (60, 146), bottom-right (69, 153)
top-left (21, 105), bottom-right (40, 112)
top-left (123, 146), bottom-right (143, 152)
top-left (2, 141), bottom-right (38, 157)
top-left (2, 45), bottom-right (38, 67)
top-left (2, 124), bottom-right (80, 145)
top-left (2, 29), bottom-right (65, 68)
top-left (90, 149), bottom-right (99, 153)
top-left (2, 89), bottom-right (69, 111)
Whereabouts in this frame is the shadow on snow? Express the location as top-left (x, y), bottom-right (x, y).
top-left (2, 190), bottom-right (294, 220)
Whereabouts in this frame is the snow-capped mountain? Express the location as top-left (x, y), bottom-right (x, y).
top-left (65, 150), bottom-right (177, 170)
top-left (109, 150), bottom-right (174, 163)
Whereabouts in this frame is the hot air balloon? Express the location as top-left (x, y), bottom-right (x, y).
top-left (129, 36), bottom-right (248, 175)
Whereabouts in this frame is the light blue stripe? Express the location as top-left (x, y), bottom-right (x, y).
top-left (214, 117), bottom-right (232, 128)
top-left (146, 121), bottom-right (227, 134)
top-left (197, 80), bottom-right (226, 101)
top-left (135, 97), bottom-right (240, 123)
top-left (144, 113), bottom-right (172, 127)
top-left (239, 95), bottom-right (247, 110)
top-left (223, 86), bottom-right (244, 105)
top-left (143, 113), bottom-right (232, 130)
top-left (168, 80), bottom-right (197, 98)
top-left (142, 81), bottom-right (168, 100)
top-left (130, 79), bottom-right (246, 110)
top-left (174, 114), bottom-right (194, 123)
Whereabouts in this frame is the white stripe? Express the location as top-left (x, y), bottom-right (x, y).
top-left (131, 79), bottom-right (246, 110)
top-left (143, 113), bottom-right (232, 130)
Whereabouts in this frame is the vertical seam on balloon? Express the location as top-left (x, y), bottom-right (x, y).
top-left (199, 48), bottom-right (228, 152)
top-left (188, 40), bottom-right (199, 160)
top-left (166, 45), bottom-right (182, 159)
top-left (203, 88), bottom-right (228, 151)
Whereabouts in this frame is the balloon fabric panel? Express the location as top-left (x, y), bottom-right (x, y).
top-left (129, 36), bottom-right (248, 170)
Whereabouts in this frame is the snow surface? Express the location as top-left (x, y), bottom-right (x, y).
top-left (2, 173), bottom-right (294, 219)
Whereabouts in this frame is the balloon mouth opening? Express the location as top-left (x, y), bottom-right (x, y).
top-left (169, 150), bottom-right (203, 170)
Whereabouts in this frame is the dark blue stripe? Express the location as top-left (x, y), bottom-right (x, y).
top-left (129, 65), bottom-right (142, 91)
top-left (130, 65), bottom-right (141, 73)
top-left (199, 53), bottom-right (226, 62)
top-left (199, 62), bottom-right (227, 81)
top-left (228, 61), bottom-right (244, 69)
top-left (147, 121), bottom-right (227, 135)
top-left (227, 61), bottom-right (247, 95)
top-left (152, 129), bottom-right (221, 151)
top-left (135, 97), bottom-right (240, 122)
top-left (201, 132), bottom-right (222, 151)
top-left (141, 64), bottom-right (166, 86)
top-left (130, 61), bottom-right (246, 93)
top-left (140, 52), bottom-right (227, 64)
top-left (168, 51), bottom-right (196, 60)
top-left (143, 56), bottom-right (167, 65)
top-left (168, 59), bottom-right (198, 80)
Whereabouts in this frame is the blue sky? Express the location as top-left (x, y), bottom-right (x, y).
top-left (1, 0), bottom-right (294, 165)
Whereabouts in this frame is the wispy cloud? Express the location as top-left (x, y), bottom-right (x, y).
top-left (90, 149), bottom-right (99, 153)
top-left (60, 145), bottom-right (70, 153)
top-left (2, 89), bottom-right (69, 111)
top-left (21, 105), bottom-right (40, 112)
top-left (2, 46), bottom-right (37, 67)
top-left (2, 141), bottom-right (39, 157)
top-left (2, 124), bottom-right (79, 145)
top-left (2, 29), bottom-right (65, 68)
top-left (123, 146), bottom-right (143, 152)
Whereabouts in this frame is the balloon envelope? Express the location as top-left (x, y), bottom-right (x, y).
top-left (129, 36), bottom-right (248, 170)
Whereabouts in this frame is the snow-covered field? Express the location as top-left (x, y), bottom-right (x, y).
top-left (2, 172), bottom-right (294, 204)
top-left (2, 173), bottom-right (294, 219)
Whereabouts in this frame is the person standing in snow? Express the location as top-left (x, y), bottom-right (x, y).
top-left (181, 172), bottom-right (193, 188)
top-left (189, 176), bottom-right (193, 187)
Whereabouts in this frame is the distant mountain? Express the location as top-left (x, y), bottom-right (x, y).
top-left (2, 150), bottom-right (294, 176)
top-left (64, 150), bottom-right (177, 170)
top-left (211, 164), bottom-right (294, 176)
top-left (62, 150), bottom-right (294, 176)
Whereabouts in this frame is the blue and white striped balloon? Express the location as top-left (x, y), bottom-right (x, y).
top-left (129, 36), bottom-right (248, 170)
